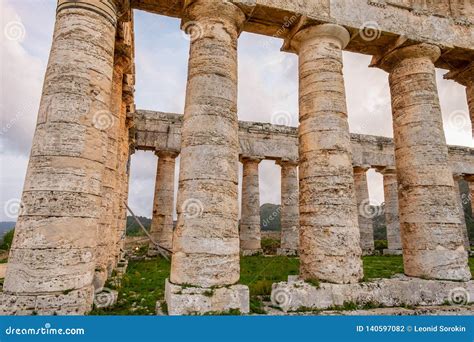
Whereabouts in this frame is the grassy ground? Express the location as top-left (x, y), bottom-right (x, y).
top-left (90, 255), bottom-right (474, 315)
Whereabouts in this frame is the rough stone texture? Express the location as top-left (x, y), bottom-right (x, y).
top-left (112, 16), bottom-right (135, 269)
top-left (240, 156), bottom-right (262, 253)
top-left (170, 0), bottom-right (246, 288)
top-left (376, 43), bottom-right (470, 281)
top-left (379, 167), bottom-right (402, 254)
top-left (134, 110), bottom-right (474, 175)
top-left (0, 286), bottom-right (95, 316)
top-left (353, 166), bottom-right (375, 255)
top-left (2, 0), bottom-right (118, 315)
top-left (453, 174), bottom-right (470, 250)
top-left (277, 159), bottom-right (299, 255)
top-left (286, 24), bottom-right (363, 284)
top-left (164, 279), bottom-right (249, 315)
top-left (148, 151), bottom-right (178, 255)
top-left (271, 275), bottom-right (474, 312)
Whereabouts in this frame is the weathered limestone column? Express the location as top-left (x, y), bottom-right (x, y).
top-left (379, 167), bottom-right (403, 255)
top-left (373, 43), bottom-right (470, 281)
top-left (94, 39), bottom-right (131, 289)
top-left (166, 0), bottom-right (249, 315)
top-left (286, 24), bottom-right (363, 283)
top-left (239, 156), bottom-right (263, 255)
top-left (148, 151), bottom-right (178, 255)
top-left (276, 159), bottom-right (299, 256)
top-left (453, 174), bottom-right (470, 250)
top-left (1, 0), bottom-right (118, 315)
top-left (353, 166), bottom-right (375, 255)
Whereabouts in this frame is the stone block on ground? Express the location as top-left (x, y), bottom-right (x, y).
top-left (164, 279), bottom-right (249, 315)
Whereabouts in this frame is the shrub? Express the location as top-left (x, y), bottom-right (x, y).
top-left (0, 229), bottom-right (14, 251)
top-left (374, 240), bottom-right (387, 252)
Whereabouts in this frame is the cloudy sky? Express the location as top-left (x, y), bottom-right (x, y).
top-left (0, 0), bottom-right (472, 221)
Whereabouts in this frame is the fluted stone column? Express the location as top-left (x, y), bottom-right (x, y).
top-left (1, 0), bottom-right (118, 315)
top-left (453, 174), bottom-right (470, 250)
top-left (276, 159), bottom-right (299, 256)
top-left (240, 156), bottom-right (263, 255)
top-left (373, 43), bottom-right (470, 281)
top-left (94, 43), bottom-right (130, 289)
top-left (148, 151), bottom-right (178, 255)
top-left (353, 166), bottom-right (375, 255)
top-left (170, 0), bottom-right (246, 288)
top-left (286, 24), bottom-right (363, 284)
top-left (380, 167), bottom-right (402, 255)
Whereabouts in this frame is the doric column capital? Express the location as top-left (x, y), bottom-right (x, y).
top-left (57, 0), bottom-right (119, 25)
top-left (283, 23), bottom-right (350, 54)
top-left (376, 166), bottom-right (397, 176)
top-left (181, 0), bottom-right (246, 37)
top-left (239, 155), bottom-right (264, 164)
top-left (453, 173), bottom-right (466, 181)
top-left (353, 164), bottom-right (371, 174)
top-left (370, 42), bottom-right (441, 73)
top-left (155, 150), bottom-right (179, 160)
top-left (276, 158), bottom-right (298, 167)
top-left (444, 62), bottom-right (474, 87)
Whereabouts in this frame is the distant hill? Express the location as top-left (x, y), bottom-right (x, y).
top-left (126, 216), bottom-right (151, 236)
top-left (0, 221), bottom-right (15, 238)
top-left (260, 203), bottom-right (281, 231)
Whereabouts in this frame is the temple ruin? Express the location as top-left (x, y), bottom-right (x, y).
top-left (1, 0), bottom-right (473, 315)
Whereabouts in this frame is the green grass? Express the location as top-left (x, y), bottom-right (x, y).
top-left (89, 255), bottom-right (474, 315)
top-left (362, 255), bottom-right (404, 280)
top-left (90, 258), bottom-right (170, 315)
top-left (240, 255), bottom-right (299, 296)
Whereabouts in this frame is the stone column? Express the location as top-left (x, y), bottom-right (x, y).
top-left (373, 43), bottom-right (470, 281)
top-left (94, 40), bottom-right (131, 289)
top-left (453, 174), bottom-right (470, 250)
top-left (286, 24), bottom-right (363, 284)
top-left (353, 166), bottom-right (375, 255)
top-left (379, 167), bottom-right (402, 255)
top-left (276, 159), bottom-right (299, 256)
top-left (166, 0), bottom-right (249, 315)
top-left (2, 0), bottom-right (118, 315)
top-left (148, 151), bottom-right (178, 255)
top-left (239, 156), bottom-right (263, 255)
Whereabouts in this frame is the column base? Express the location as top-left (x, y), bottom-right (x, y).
top-left (241, 249), bottom-right (263, 256)
top-left (277, 248), bottom-right (298, 256)
top-left (164, 279), bottom-right (249, 315)
top-left (271, 275), bottom-right (474, 312)
top-left (383, 249), bottom-right (403, 256)
top-left (361, 249), bottom-right (375, 256)
top-left (0, 286), bottom-right (95, 315)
